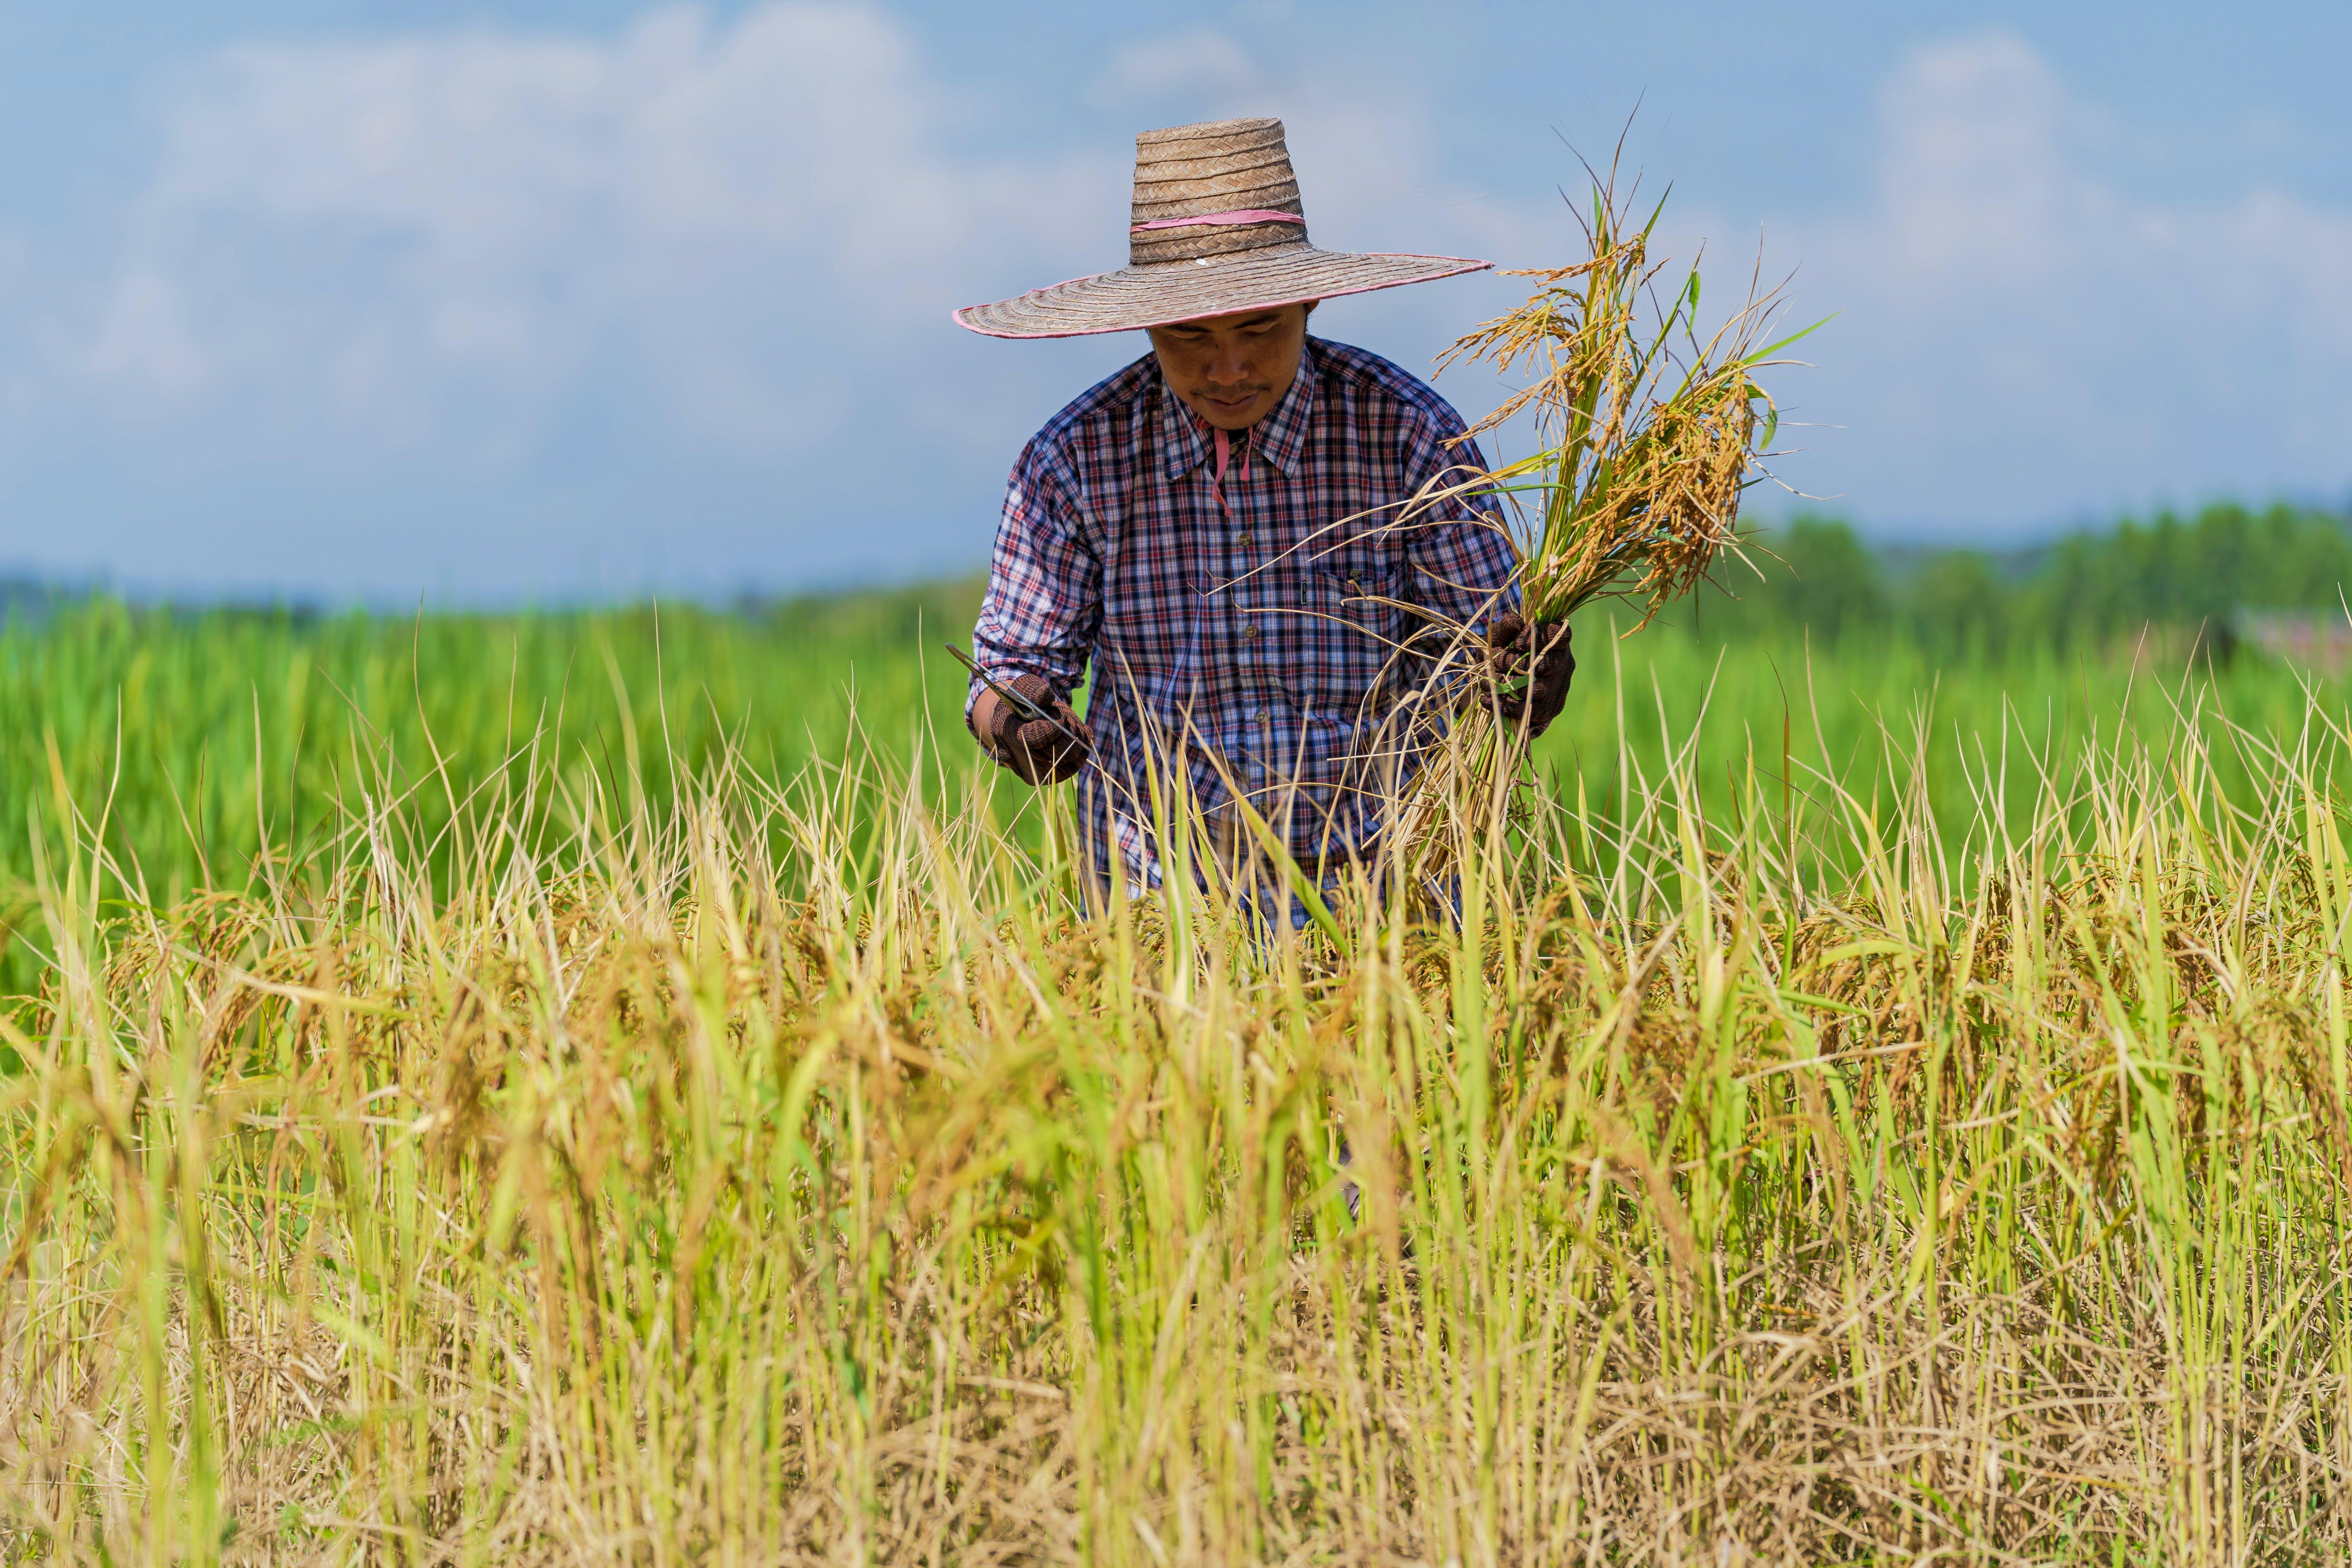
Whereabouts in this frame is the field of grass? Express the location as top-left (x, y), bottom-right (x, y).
top-left (9, 588), bottom-right (2352, 1561)
top-left (4, 584), bottom-right (2339, 904)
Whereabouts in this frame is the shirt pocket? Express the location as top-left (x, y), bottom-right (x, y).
top-left (1291, 562), bottom-right (1407, 718)
top-left (1317, 564), bottom-right (1405, 640)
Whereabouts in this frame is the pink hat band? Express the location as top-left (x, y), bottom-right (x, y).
top-left (1129, 209), bottom-right (1308, 234)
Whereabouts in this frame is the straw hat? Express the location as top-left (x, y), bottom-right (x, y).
top-left (954, 117), bottom-right (1488, 339)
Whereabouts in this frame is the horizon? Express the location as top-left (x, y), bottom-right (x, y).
top-left (4, 501), bottom-right (2337, 614)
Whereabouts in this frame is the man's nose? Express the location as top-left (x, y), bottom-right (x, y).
top-left (1205, 342), bottom-right (1251, 385)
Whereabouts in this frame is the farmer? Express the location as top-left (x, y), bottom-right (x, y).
top-left (955, 117), bottom-right (1573, 915)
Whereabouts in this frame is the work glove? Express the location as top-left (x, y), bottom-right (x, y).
top-left (1483, 612), bottom-right (1574, 739)
top-left (976, 673), bottom-right (1091, 786)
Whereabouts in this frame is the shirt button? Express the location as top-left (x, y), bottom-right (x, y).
top-left (1240, 623), bottom-right (1258, 641)
top-left (1238, 532), bottom-right (1255, 550)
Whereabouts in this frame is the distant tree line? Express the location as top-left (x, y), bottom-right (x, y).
top-left (1664, 503), bottom-right (2352, 653)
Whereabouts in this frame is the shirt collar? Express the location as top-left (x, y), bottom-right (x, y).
top-left (1251, 343), bottom-right (1316, 476)
top-left (1156, 339), bottom-right (1320, 482)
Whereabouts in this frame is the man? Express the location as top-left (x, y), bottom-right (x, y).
top-left (954, 117), bottom-right (1573, 913)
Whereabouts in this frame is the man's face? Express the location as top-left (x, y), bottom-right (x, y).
top-left (1147, 303), bottom-right (1312, 432)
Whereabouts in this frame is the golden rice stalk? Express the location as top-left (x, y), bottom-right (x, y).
top-left (1381, 161), bottom-right (1815, 906)
top-left (1445, 174), bottom-right (1805, 628)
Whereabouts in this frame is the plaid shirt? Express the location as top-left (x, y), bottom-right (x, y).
top-left (970, 336), bottom-right (1519, 890)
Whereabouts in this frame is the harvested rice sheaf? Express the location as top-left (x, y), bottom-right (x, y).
top-left (1441, 170), bottom-right (1802, 628)
top-left (1383, 165), bottom-right (1813, 896)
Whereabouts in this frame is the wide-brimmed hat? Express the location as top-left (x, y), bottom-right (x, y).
top-left (953, 117), bottom-right (1489, 339)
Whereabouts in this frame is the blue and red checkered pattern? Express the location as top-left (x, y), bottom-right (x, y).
top-left (969, 336), bottom-right (1520, 890)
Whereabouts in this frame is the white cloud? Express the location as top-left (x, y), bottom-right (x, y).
top-left (35, 3), bottom-right (1118, 468)
top-left (1089, 30), bottom-right (1254, 111)
top-left (1770, 30), bottom-right (2352, 529)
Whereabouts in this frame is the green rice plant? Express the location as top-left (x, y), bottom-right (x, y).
top-left (7, 638), bottom-right (2352, 1562)
top-left (0, 588), bottom-right (988, 995)
top-left (4, 590), bottom-right (2343, 964)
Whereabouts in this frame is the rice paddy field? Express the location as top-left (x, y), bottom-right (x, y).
top-left (9, 576), bottom-right (2352, 1562)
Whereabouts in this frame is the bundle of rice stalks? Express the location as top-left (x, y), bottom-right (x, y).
top-left (1379, 160), bottom-right (1816, 906)
top-left (1443, 186), bottom-right (1803, 625)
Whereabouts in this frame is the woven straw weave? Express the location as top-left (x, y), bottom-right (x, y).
top-left (956, 117), bottom-right (1485, 339)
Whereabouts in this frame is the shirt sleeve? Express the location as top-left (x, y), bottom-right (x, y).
top-left (968, 436), bottom-right (1102, 720)
top-left (1399, 411), bottom-right (1522, 635)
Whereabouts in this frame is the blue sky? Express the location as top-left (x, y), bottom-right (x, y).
top-left (0, 0), bottom-right (2347, 602)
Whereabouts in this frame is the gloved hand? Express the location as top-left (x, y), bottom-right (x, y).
top-left (975, 673), bottom-right (1091, 785)
top-left (1484, 612), bottom-right (1574, 739)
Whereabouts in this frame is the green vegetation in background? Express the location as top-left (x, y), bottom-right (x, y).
top-left (1677, 501), bottom-right (2352, 653)
top-left (1566, 503), bottom-right (2352, 855)
top-left (0, 586), bottom-right (985, 974)
top-left (6, 503), bottom-right (2350, 988)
